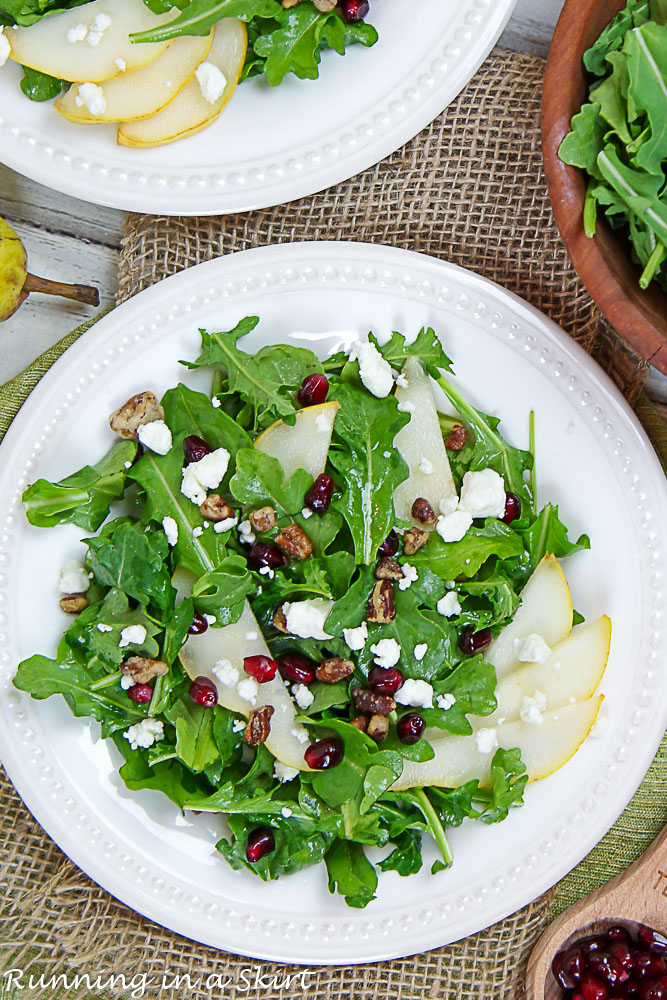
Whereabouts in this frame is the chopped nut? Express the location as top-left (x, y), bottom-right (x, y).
top-left (403, 527), bottom-right (430, 555)
top-left (411, 497), bottom-right (436, 525)
top-left (109, 391), bottom-right (163, 440)
top-left (275, 523), bottom-right (313, 561)
top-left (366, 581), bottom-right (396, 623)
top-left (352, 687), bottom-right (396, 716)
top-left (367, 714), bottom-right (389, 743)
top-left (316, 657), bottom-right (355, 684)
top-left (249, 506), bottom-right (277, 533)
top-left (272, 607), bottom-right (288, 633)
top-left (349, 715), bottom-right (369, 733)
top-left (121, 656), bottom-right (169, 684)
top-left (375, 556), bottom-right (404, 581)
top-left (199, 494), bottom-right (235, 522)
top-left (59, 594), bottom-right (89, 615)
top-left (244, 705), bottom-right (274, 745)
top-left (445, 423), bottom-right (469, 451)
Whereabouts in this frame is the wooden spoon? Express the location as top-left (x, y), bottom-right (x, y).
top-left (526, 826), bottom-right (667, 999)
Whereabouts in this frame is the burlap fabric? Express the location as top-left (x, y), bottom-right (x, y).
top-left (1, 49), bottom-right (666, 1000)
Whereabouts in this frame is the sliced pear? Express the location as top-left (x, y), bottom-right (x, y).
top-left (117, 17), bottom-right (246, 147)
top-left (392, 696), bottom-right (603, 791)
top-left (478, 616), bottom-right (611, 727)
top-left (487, 554), bottom-right (573, 681)
top-left (393, 356), bottom-right (458, 522)
top-left (7, 0), bottom-right (174, 83)
top-left (55, 33), bottom-right (213, 124)
top-left (254, 401), bottom-right (339, 481)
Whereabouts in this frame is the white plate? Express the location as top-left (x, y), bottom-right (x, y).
top-left (0, 242), bottom-right (665, 964)
top-left (0, 0), bottom-right (518, 214)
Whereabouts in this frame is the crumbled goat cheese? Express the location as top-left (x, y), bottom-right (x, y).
top-left (356, 341), bottom-right (394, 398)
top-left (59, 561), bottom-right (90, 594)
top-left (445, 580), bottom-right (456, 589)
top-left (370, 638), bottom-right (401, 668)
top-left (213, 659), bottom-right (239, 687)
top-left (395, 678), bottom-right (433, 709)
top-left (66, 22), bottom-right (88, 42)
top-left (292, 684), bottom-right (314, 710)
top-left (520, 689), bottom-right (547, 725)
top-left (118, 625), bottom-right (147, 648)
top-left (85, 12), bottom-right (111, 45)
top-left (282, 598), bottom-right (333, 640)
top-left (244, 630), bottom-right (258, 641)
top-left (123, 718), bottom-right (164, 750)
top-left (436, 592), bottom-right (461, 618)
top-left (195, 60), bottom-right (227, 103)
top-left (414, 643), bottom-right (428, 661)
top-left (162, 515), bottom-right (178, 547)
top-left (397, 401), bottom-right (416, 414)
top-left (259, 566), bottom-right (275, 579)
top-left (458, 468), bottom-right (506, 519)
top-left (419, 457), bottom-right (434, 475)
top-left (211, 396), bottom-right (221, 407)
top-left (439, 494), bottom-right (459, 516)
top-left (120, 674), bottom-right (134, 690)
top-left (114, 56), bottom-right (126, 71)
top-left (181, 447), bottom-right (230, 505)
top-left (383, 450), bottom-right (392, 459)
top-left (275, 762), bottom-right (299, 782)
top-left (315, 412), bottom-right (330, 433)
top-left (124, 460), bottom-right (132, 469)
top-left (436, 692), bottom-right (456, 710)
top-left (291, 725), bottom-right (309, 745)
top-left (475, 728), bottom-right (498, 754)
top-left (238, 519), bottom-right (256, 544)
top-left (301, 507), bottom-right (313, 520)
top-left (398, 563), bottom-right (418, 591)
top-left (232, 719), bottom-right (246, 733)
top-left (396, 373), bottom-right (409, 389)
top-left (281, 806), bottom-right (293, 818)
top-left (514, 633), bottom-right (552, 664)
top-left (343, 621), bottom-right (368, 652)
top-left (137, 419), bottom-right (172, 455)
top-left (237, 677), bottom-right (259, 706)
top-left (213, 516), bottom-right (238, 534)
top-left (436, 510), bottom-right (472, 543)
top-left (204, 614), bottom-right (217, 625)
top-left (192, 526), bottom-right (203, 539)
top-left (97, 623), bottom-right (113, 633)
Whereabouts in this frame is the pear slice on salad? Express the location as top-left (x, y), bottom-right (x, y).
top-left (117, 18), bottom-right (246, 148)
top-left (6, 0), bottom-right (174, 83)
top-left (478, 615), bottom-right (611, 727)
top-left (55, 33), bottom-right (213, 124)
top-left (254, 401), bottom-right (340, 481)
top-left (486, 554), bottom-right (573, 681)
top-left (392, 696), bottom-right (604, 791)
top-left (393, 356), bottom-right (458, 523)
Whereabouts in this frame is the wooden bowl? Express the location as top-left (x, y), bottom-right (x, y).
top-left (542, 0), bottom-right (667, 375)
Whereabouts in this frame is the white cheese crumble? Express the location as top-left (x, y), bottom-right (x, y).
top-left (282, 598), bottom-right (333, 640)
top-left (204, 614), bottom-right (217, 625)
top-left (123, 460), bottom-right (132, 469)
top-left (419, 457), bottom-right (434, 475)
top-left (237, 677), bottom-right (259, 706)
top-left (300, 507), bottom-right (313, 520)
top-left (213, 516), bottom-right (238, 534)
top-left (162, 515), bottom-right (178, 547)
top-left (439, 494), bottom-right (459, 516)
top-left (192, 526), bottom-right (203, 539)
top-left (413, 643), bottom-right (428, 661)
top-left (211, 396), bottom-right (221, 407)
top-left (436, 592), bottom-right (461, 618)
top-left (291, 725), bottom-right (309, 745)
top-left (123, 718), bottom-right (164, 750)
top-left (86, 12), bottom-right (111, 45)
top-left (137, 419), bottom-right (172, 455)
top-left (343, 621), bottom-right (368, 652)
top-left (213, 659), bottom-right (239, 687)
top-left (275, 762), bottom-right (299, 782)
top-left (120, 674), bottom-right (134, 690)
top-left (397, 400), bottom-right (416, 414)
top-left (59, 561), bottom-right (89, 594)
top-left (514, 633), bottom-right (552, 663)
top-left (458, 468), bottom-right (506, 519)
top-left (97, 623), bottom-right (113, 633)
top-left (238, 519), bottom-right (256, 545)
top-left (396, 373), bottom-right (409, 389)
top-left (436, 510), bottom-right (472, 543)
top-left (114, 56), bottom-right (126, 71)
top-left (519, 689), bottom-right (547, 725)
top-left (315, 412), bottom-right (330, 433)
top-left (395, 678), bottom-right (433, 709)
top-left (118, 624), bottom-right (147, 648)
top-left (383, 450), bottom-right (392, 459)
top-left (195, 60), bottom-right (227, 103)
top-left (66, 22), bottom-right (88, 42)
top-left (370, 638), bottom-right (401, 668)
top-left (181, 447), bottom-right (230, 505)
top-left (281, 806), bottom-right (293, 819)
top-left (75, 81), bottom-right (107, 116)
top-left (398, 562), bottom-right (418, 591)
top-left (259, 566), bottom-right (275, 579)
top-left (474, 728), bottom-right (498, 754)
top-left (292, 684), bottom-right (314, 710)
top-left (232, 719), bottom-right (245, 733)
top-left (436, 692), bottom-right (456, 711)
top-left (356, 341), bottom-right (394, 398)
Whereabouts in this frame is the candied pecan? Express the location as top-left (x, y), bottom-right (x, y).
top-left (366, 581), bottom-right (396, 623)
top-left (367, 714), bottom-right (389, 743)
top-left (403, 527), bottom-right (430, 555)
top-left (316, 657), bottom-right (355, 684)
top-left (349, 715), bottom-right (369, 733)
top-left (352, 688), bottom-right (396, 716)
top-left (121, 656), bottom-right (169, 684)
top-left (272, 607), bottom-right (288, 633)
top-left (411, 497), bottom-right (436, 525)
top-left (244, 705), bottom-right (274, 745)
top-left (249, 506), bottom-right (277, 533)
top-left (375, 557), bottom-right (404, 581)
top-left (275, 523), bottom-right (313, 561)
top-left (109, 391), bottom-right (163, 440)
top-left (199, 494), bottom-right (235, 522)
top-left (445, 423), bottom-right (469, 451)
top-left (59, 595), bottom-right (89, 614)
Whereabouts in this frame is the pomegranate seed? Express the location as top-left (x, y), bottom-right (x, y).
top-left (304, 737), bottom-right (344, 769)
top-left (127, 683), bottom-right (152, 704)
top-left (501, 491), bottom-right (522, 524)
top-left (369, 666), bottom-right (405, 696)
top-left (278, 652), bottom-right (316, 686)
top-left (553, 949), bottom-right (582, 990)
top-left (378, 529), bottom-right (399, 557)
top-left (248, 542), bottom-right (289, 570)
top-left (246, 827), bottom-right (275, 863)
top-left (396, 713), bottom-right (425, 744)
top-left (584, 936), bottom-right (611, 956)
top-left (640, 983), bottom-right (667, 1000)
top-left (639, 927), bottom-right (667, 956)
top-left (580, 974), bottom-right (609, 1000)
top-left (188, 675), bottom-right (218, 707)
top-left (458, 626), bottom-right (493, 655)
top-left (298, 373), bottom-right (329, 406)
top-left (635, 953), bottom-right (667, 979)
top-left (626, 981), bottom-right (642, 998)
top-left (340, 0), bottom-right (369, 22)
top-left (188, 611), bottom-right (209, 635)
top-left (589, 953), bottom-right (629, 987)
top-left (244, 654), bottom-right (277, 683)
top-left (607, 926), bottom-right (631, 945)
top-left (304, 473), bottom-right (334, 514)
top-left (609, 942), bottom-right (634, 973)
top-left (183, 434), bottom-right (211, 464)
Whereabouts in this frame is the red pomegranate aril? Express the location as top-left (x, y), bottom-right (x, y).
top-left (580, 974), bottom-right (610, 1000)
top-left (589, 953), bottom-right (629, 987)
top-left (458, 626), bottom-right (493, 656)
top-left (183, 434), bottom-right (211, 464)
top-left (246, 826), bottom-right (275, 863)
top-left (640, 983), bottom-right (667, 1000)
top-left (369, 666), bottom-right (405, 696)
top-left (378, 529), bottom-right (399, 557)
top-left (278, 652), bottom-right (316, 685)
top-left (340, 0), bottom-right (369, 22)
top-left (609, 942), bottom-right (634, 973)
top-left (298, 373), bottom-right (329, 406)
top-left (552, 951), bottom-right (579, 990)
top-left (244, 654), bottom-right (278, 683)
top-left (127, 683), bottom-right (153, 704)
top-left (188, 675), bottom-right (218, 707)
top-left (304, 737), bottom-right (344, 769)
top-left (582, 935), bottom-right (609, 956)
top-left (635, 953), bottom-right (667, 979)
top-left (639, 926), bottom-right (667, 956)
top-left (560, 946), bottom-right (587, 984)
top-left (304, 473), bottom-right (334, 513)
top-left (188, 610), bottom-right (209, 635)
top-left (501, 491), bottom-right (522, 524)
top-left (626, 980), bottom-right (642, 998)
top-left (607, 926), bottom-right (632, 945)
top-left (396, 712), bottom-right (425, 745)
top-left (248, 542), bottom-right (289, 570)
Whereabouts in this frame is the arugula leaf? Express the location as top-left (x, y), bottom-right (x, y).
top-left (219, 813), bottom-right (333, 880)
top-left (113, 733), bottom-right (211, 808)
top-left (325, 839), bottom-right (378, 908)
top-left (161, 383), bottom-right (252, 464)
top-left (477, 748), bottom-right (528, 824)
top-left (131, 0), bottom-right (278, 41)
top-left (520, 503), bottom-right (590, 574)
top-left (371, 327), bottom-right (454, 378)
top-left (20, 65), bottom-right (68, 100)
top-left (378, 830), bottom-right (423, 876)
top-left (324, 565), bottom-right (375, 635)
top-left (0, 0), bottom-right (89, 25)
top-left (65, 588), bottom-right (161, 666)
top-left (597, 143), bottom-right (667, 245)
top-left (191, 554), bottom-right (254, 623)
top-left (165, 699), bottom-right (221, 773)
top-left (86, 519), bottom-right (175, 611)
top-left (162, 599), bottom-right (195, 665)
top-left (424, 656), bottom-right (497, 735)
top-left (408, 520), bottom-right (524, 581)
top-left (584, 0), bottom-right (651, 74)
top-left (229, 449), bottom-right (313, 514)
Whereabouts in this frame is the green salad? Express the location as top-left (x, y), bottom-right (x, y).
top-left (14, 318), bottom-right (591, 908)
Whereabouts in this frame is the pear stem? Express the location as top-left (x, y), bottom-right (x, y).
top-left (24, 272), bottom-right (100, 307)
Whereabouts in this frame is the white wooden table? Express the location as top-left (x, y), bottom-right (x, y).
top-left (1, 0), bottom-right (665, 406)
